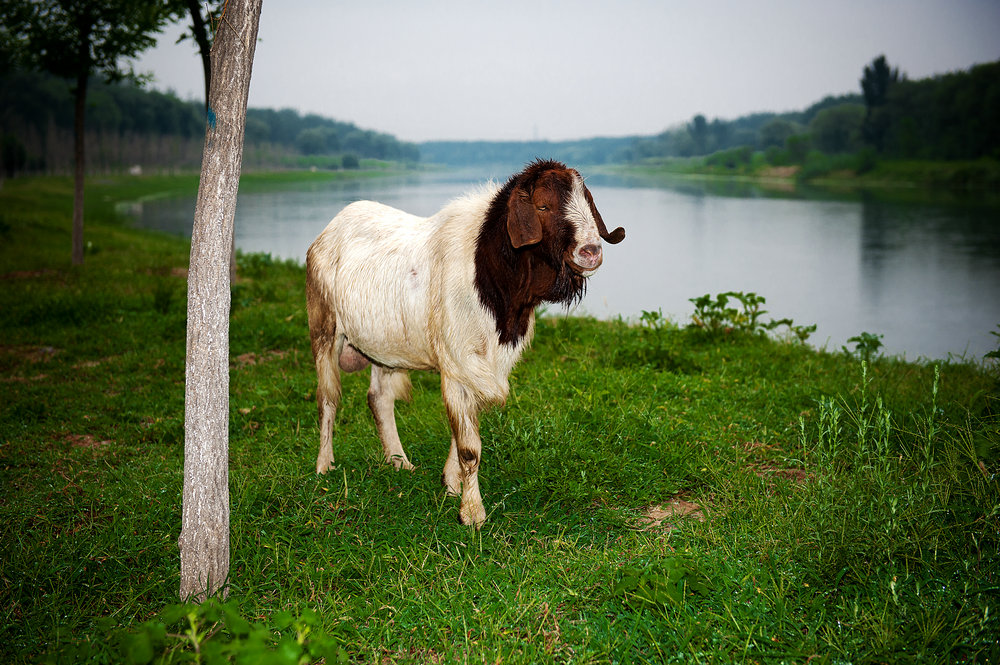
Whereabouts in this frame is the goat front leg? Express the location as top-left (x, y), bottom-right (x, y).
top-left (368, 365), bottom-right (414, 470)
top-left (442, 435), bottom-right (461, 496)
top-left (442, 377), bottom-right (485, 527)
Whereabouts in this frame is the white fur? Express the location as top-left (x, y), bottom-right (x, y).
top-left (565, 176), bottom-right (603, 275)
top-left (306, 185), bottom-right (532, 526)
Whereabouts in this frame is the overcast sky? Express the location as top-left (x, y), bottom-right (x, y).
top-left (133, 0), bottom-right (1000, 143)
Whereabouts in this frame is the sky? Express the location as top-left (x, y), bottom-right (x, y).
top-left (133, 0), bottom-right (1000, 143)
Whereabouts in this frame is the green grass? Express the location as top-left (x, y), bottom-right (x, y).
top-left (1, 175), bottom-right (998, 663)
top-left (608, 156), bottom-right (1000, 196)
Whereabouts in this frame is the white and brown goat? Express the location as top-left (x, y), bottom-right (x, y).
top-left (305, 160), bottom-right (624, 526)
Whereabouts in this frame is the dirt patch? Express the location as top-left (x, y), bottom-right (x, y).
top-left (0, 345), bottom-right (60, 381)
top-left (748, 461), bottom-right (811, 494)
top-left (0, 374), bottom-right (48, 383)
top-left (1, 345), bottom-right (61, 363)
top-left (0, 269), bottom-right (56, 280)
top-left (741, 441), bottom-right (810, 485)
top-left (637, 498), bottom-right (706, 531)
top-left (64, 434), bottom-right (112, 450)
top-left (233, 350), bottom-right (288, 368)
top-left (74, 359), bottom-right (105, 369)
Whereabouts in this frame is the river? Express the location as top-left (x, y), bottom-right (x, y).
top-left (128, 170), bottom-right (1000, 361)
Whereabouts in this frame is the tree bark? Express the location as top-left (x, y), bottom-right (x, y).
top-left (184, 0), bottom-right (238, 282)
top-left (71, 14), bottom-right (91, 267)
top-left (72, 69), bottom-right (87, 266)
top-left (179, 0), bottom-right (262, 603)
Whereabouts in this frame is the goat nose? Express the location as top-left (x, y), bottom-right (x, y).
top-left (577, 243), bottom-right (603, 269)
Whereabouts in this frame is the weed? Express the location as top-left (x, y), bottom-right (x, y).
top-left (688, 290), bottom-right (815, 342)
top-left (985, 325), bottom-right (1000, 362)
top-left (44, 600), bottom-right (352, 664)
top-left (844, 331), bottom-right (884, 363)
top-left (612, 558), bottom-right (715, 615)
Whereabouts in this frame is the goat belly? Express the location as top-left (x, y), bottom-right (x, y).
top-left (324, 202), bottom-right (437, 371)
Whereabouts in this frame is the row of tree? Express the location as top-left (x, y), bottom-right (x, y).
top-left (0, 69), bottom-right (420, 175)
top-left (619, 93), bottom-right (865, 162)
top-left (625, 57), bottom-right (1000, 165)
top-left (419, 136), bottom-right (638, 169)
top-left (862, 57), bottom-right (1000, 160)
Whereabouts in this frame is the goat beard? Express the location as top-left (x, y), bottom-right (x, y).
top-left (545, 260), bottom-right (587, 308)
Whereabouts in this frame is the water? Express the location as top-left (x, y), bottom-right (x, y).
top-left (130, 171), bottom-right (1000, 361)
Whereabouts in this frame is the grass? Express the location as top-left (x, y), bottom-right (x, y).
top-left (1, 175), bottom-right (999, 663)
top-left (608, 156), bottom-right (1000, 198)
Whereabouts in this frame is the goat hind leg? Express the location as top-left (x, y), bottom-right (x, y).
top-left (368, 366), bottom-right (414, 470)
top-left (313, 340), bottom-right (342, 474)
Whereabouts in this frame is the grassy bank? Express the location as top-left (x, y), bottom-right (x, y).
top-left (1, 176), bottom-right (998, 663)
top-left (610, 156), bottom-right (1000, 194)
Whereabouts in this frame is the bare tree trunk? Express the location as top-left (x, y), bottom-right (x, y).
top-left (179, 0), bottom-right (262, 603)
top-left (185, 1), bottom-right (238, 282)
top-left (71, 39), bottom-right (89, 266)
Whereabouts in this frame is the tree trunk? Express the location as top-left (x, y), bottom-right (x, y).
top-left (179, 0), bottom-right (262, 603)
top-left (185, 0), bottom-right (238, 282)
top-left (71, 35), bottom-right (90, 266)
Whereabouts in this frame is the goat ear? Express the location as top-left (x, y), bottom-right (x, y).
top-left (585, 187), bottom-right (625, 244)
top-left (507, 188), bottom-right (543, 248)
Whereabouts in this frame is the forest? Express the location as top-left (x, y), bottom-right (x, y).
top-left (622, 57), bottom-right (1000, 170)
top-left (2, 57), bottom-right (998, 176)
top-left (0, 69), bottom-right (420, 175)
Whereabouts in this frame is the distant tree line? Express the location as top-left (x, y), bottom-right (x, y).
top-left (624, 94), bottom-right (868, 164)
top-left (419, 137), bottom-right (638, 169)
top-left (244, 107), bottom-right (419, 163)
top-left (625, 57), bottom-right (1000, 169)
top-left (5, 56), bottom-right (996, 177)
top-left (865, 58), bottom-right (1000, 160)
top-left (0, 70), bottom-right (420, 176)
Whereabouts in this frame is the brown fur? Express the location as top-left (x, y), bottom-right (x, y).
top-left (474, 160), bottom-right (624, 345)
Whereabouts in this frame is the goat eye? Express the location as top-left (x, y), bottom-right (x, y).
top-left (536, 205), bottom-right (548, 212)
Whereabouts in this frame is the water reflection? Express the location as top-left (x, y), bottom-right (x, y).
top-left (128, 172), bottom-right (1000, 360)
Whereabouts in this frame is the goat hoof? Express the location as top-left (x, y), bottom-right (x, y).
top-left (387, 454), bottom-right (413, 471)
top-left (458, 504), bottom-right (486, 528)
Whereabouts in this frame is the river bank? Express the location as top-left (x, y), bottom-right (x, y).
top-left (604, 156), bottom-right (1000, 196)
top-left (1, 174), bottom-right (998, 662)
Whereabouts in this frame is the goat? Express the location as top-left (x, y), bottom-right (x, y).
top-left (305, 160), bottom-right (625, 526)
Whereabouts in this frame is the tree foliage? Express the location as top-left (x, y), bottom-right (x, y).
top-left (876, 61), bottom-right (1000, 159)
top-left (3, 0), bottom-right (169, 82)
top-left (809, 104), bottom-right (865, 154)
top-left (861, 55), bottom-right (902, 151)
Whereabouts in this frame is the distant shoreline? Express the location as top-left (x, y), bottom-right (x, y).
top-left (600, 157), bottom-right (1000, 194)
